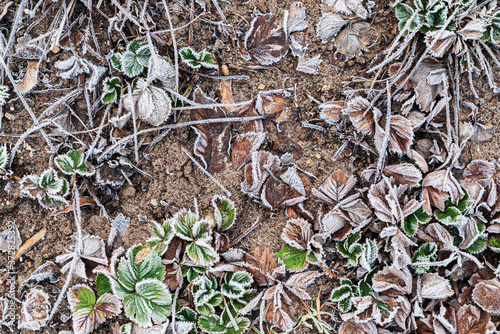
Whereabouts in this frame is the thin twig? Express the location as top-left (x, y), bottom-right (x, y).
top-left (181, 146), bottom-right (231, 197)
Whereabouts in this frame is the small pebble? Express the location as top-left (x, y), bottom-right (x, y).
top-left (9, 106), bottom-right (14, 112)
top-left (222, 65), bottom-right (229, 76)
top-left (52, 46), bottom-right (60, 54)
top-left (25, 145), bottom-right (32, 151)
top-left (150, 198), bottom-right (159, 207)
top-left (258, 84), bottom-right (265, 90)
top-left (321, 85), bottom-right (331, 92)
top-left (4, 113), bottom-right (14, 121)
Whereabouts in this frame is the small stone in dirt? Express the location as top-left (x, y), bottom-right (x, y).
top-left (9, 106), bottom-right (14, 111)
top-left (25, 145), bottom-right (32, 151)
top-left (52, 46), bottom-right (60, 54)
top-left (321, 85), bottom-right (331, 92)
top-left (258, 84), bottom-right (266, 90)
top-left (150, 198), bottom-right (159, 207)
top-left (222, 64), bottom-right (229, 76)
top-left (4, 113), bottom-right (14, 121)
top-left (347, 60), bottom-right (355, 66)
top-left (121, 186), bottom-right (136, 198)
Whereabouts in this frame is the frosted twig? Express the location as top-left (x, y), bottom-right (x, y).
top-left (2, 0), bottom-right (27, 59)
top-left (86, 104), bottom-right (111, 161)
top-left (0, 56), bottom-right (55, 152)
top-left (172, 101), bottom-right (254, 111)
top-left (36, 88), bottom-right (83, 121)
top-left (127, 82), bottom-right (140, 163)
top-left (162, 0), bottom-right (179, 103)
top-left (97, 115), bottom-right (268, 162)
top-left (375, 82), bottom-right (392, 180)
top-left (181, 146), bottom-right (231, 197)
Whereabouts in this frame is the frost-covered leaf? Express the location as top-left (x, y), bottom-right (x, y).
top-left (68, 284), bottom-right (122, 334)
top-left (395, 3), bottom-right (420, 32)
top-left (319, 101), bottom-right (344, 124)
top-left (0, 86), bottom-right (9, 105)
top-left (335, 22), bottom-right (379, 59)
top-left (372, 266), bottom-right (412, 297)
top-left (472, 278), bottom-right (500, 314)
top-left (145, 220), bottom-right (175, 256)
top-left (180, 47), bottom-right (218, 69)
top-left (102, 77), bottom-right (122, 104)
top-left (374, 115), bottom-right (414, 154)
top-left (419, 273), bottom-right (454, 299)
top-left (192, 276), bottom-right (222, 315)
top-left (412, 242), bottom-right (438, 274)
top-left (55, 56), bottom-right (90, 80)
top-left (244, 245), bottom-right (283, 285)
top-left (121, 40), bottom-right (151, 77)
top-left (123, 79), bottom-right (172, 126)
top-left (285, 271), bottom-right (321, 300)
top-left (410, 56), bottom-right (445, 112)
top-left (359, 240), bottom-right (378, 271)
top-left (284, 2), bottom-right (308, 37)
top-left (55, 150), bottom-right (95, 176)
top-left (148, 55), bottom-right (175, 89)
top-left (18, 289), bottom-right (49, 330)
top-left (403, 207), bottom-right (430, 236)
top-left (325, 0), bottom-right (369, 19)
top-left (212, 195), bottom-right (237, 231)
top-left (313, 170), bottom-right (357, 204)
top-left (191, 87), bottom-right (230, 173)
top-left (244, 14), bottom-right (289, 65)
top-left (337, 233), bottom-right (363, 266)
top-left (343, 96), bottom-right (381, 135)
top-left (316, 13), bottom-right (347, 44)
top-left (457, 304), bottom-right (496, 334)
top-left (296, 55), bottom-right (322, 74)
top-left (383, 163), bottom-right (422, 187)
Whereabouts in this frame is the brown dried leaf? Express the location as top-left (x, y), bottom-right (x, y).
top-left (220, 79), bottom-right (235, 111)
top-left (380, 227), bottom-right (416, 269)
top-left (281, 218), bottom-right (313, 251)
top-left (343, 96), bottom-right (381, 134)
top-left (191, 87), bottom-right (231, 173)
top-left (420, 273), bottom-right (454, 300)
top-left (338, 320), bottom-right (378, 334)
top-left (261, 173), bottom-right (306, 210)
top-left (375, 115), bottom-right (414, 154)
top-left (19, 289), bottom-right (49, 330)
top-left (60, 30), bottom-right (85, 49)
top-left (383, 163), bottom-right (422, 187)
top-left (463, 160), bottom-right (495, 182)
top-left (256, 89), bottom-right (292, 116)
top-left (241, 151), bottom-right (281, 197)
top-left (312, 170), bottom-right (357, 204)
top-left (245, 245), bottom-right (282, 285)
top-left (425, 31), bottom-right (457, 58)
top-left (368, 178), bottom-right (418, 224)
top-left (244, 14), bottom-right (289, 65)
top-left (422, 170), bottom-right (464, 206)
top-left (457, 304), bottom-right (495, 334)
top-left (372, 266), bottom-right (413, 297)
top-left (231, 132), bottom-right (266, 169)
top-left (319, 101), bottom-right (344, 124)
top-left (285, 271), bottom-right (321, 300)
top-left (335, 22), bottom-right (379, 58)
top-left (472, 278), bottom-right (500, 315)
top-left (18, 60), bottom-right (38, 94)
top-left (410, 56), bottom-right (445, 111)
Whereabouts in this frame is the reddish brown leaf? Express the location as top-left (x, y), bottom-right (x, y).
top-left (244, 14), bottom-right (289, 65)
top-left (312, 170), bottom-right (357, 204)
top-left (343, 96), bottom-right (381, 134)
top-left (191, 87), bottom-right (231, 173)
top-left (245, 245), bottom-right (282, 285)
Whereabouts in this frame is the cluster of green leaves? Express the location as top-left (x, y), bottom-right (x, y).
top-left (55, 150), bottom-right (95, 177)
top-left (112, 39), bottom-right (152, 77)
top-left (337, 234), bottom-right (379, 271)
top-left (0, 85), bottom-right (9, 105)
top-left (97, 246), bottom-right (172, 327)
top-left (101, 77), bottom-right (122, 103)
top-left (180, 47), bottom-right (218, 69)
top-left (20, 168), bottom-right (70, 209)
top-left (195, 272), bottom-right (254, 334)
top-left (411, 242), bottom-right (438, 274)
top-left (481, 11), bottom-right (500, 43)
top-left (330, 269), bottom-right (378, 313)
top-left (395, 0), bottom-right (454, 34)
top-left (435, 195), bottom-right (488, 254)
top-left (489, 235), bottom-right (500, 253)
top-left (403, 207), bottom-right (430, 236)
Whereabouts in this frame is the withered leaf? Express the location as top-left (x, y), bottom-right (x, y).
top-left (343, 96), bottom-right (381, 134)
top-left (425, 30), bottom-right (457, 58)
top-left (472, 278), bottom-right (500, 315)
top-left (338, 320), bottom-right (377, 334)
top-left (241, 151), bottom-right (281, 198)
top-left (419, 273), bottom-right (454, 300)
top-left (319, 101), bottom-right (344, 124)
top-left (256, 89), bottom-right (292, 116)
top-left (316, 13), bottom-right (347, 44)
top-left (18, 60), bottom-right (38, 94)
top-left (284, 2), bottom-right (308, 37)
top-left (410, 56), bottom-right (445, 111)
top-left (245, 245), bottom-right (283, 285)
top-left (463, 160), bottom-right (495, 182)
top-left (231, 103), bottom-right (266, 168)
top-left (383, 163), bottom-right (422, 188)
top-left (312, 170), bottom-right (357, 204)
top-left (191, 87), bottom-right (231, 173)
top-left (18, 289), bottom-right (49, 330)
top-left (422, 170), bottom-right (464, 207)
top-left (372, 266), bottom-right (412, 297)
top-left (375, 115), bottom-right (414, 154)
top-left (261, 173), bottom-right (306, 210)
top-left (457, 304), bottom-right (496, 334)
top-left (244, 14), bottom-right (289, 65)
top-left (335, 22), bottom-right (379, 59)
top-left (289, 31), bottom-right (308, 58)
